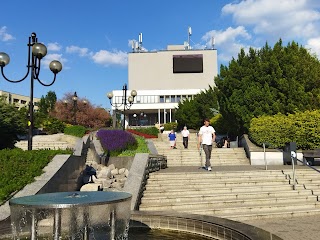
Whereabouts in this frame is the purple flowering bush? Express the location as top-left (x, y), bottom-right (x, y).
top-left (96, 129), bottom-right (138, 156)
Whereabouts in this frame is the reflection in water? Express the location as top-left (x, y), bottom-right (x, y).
top-left (129, 228), bottom-right (213, 240)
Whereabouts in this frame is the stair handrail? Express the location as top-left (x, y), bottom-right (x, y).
top-left (262, 142), bottom-right (280, 171)
top-left (290, 153), bottom-right (320, 190)
top-left (291, 154), bottom-right (296, 190)
top-left (295, 158), bottom-right (320, 173)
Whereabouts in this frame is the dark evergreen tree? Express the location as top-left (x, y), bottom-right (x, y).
top-left (175, 86), bottom-right (219, 130)
top-left (0, 99), bottom-right (26, 149)
top-left (215, 39), bottom-right (320, 134)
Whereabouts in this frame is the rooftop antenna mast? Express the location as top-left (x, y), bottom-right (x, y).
top-left (211, 36), bottom-right (215, 49)
top-left (131, 33), bottom-right (143, 52)
top-left (138, 33), bottom-right (143, 52)
top-left (187, 26), bottom-right (192, 50)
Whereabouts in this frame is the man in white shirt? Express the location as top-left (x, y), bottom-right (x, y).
top-left (181, 126), bottom-right (190, 149)
top-left (198, 118), bottom-right (216, 171)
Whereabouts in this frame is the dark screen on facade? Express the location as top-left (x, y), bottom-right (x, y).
top-left (173, 54), bottom-right (203, 73)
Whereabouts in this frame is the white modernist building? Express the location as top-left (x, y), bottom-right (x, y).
top-left (0, 90), bottom-right (40, 110)
top-left (109, 43), bottom-right (218, 128)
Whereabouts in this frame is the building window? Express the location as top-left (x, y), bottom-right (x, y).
top-left (13, 98), bottom-right (19, 103)
top-left (171, 95), bottom-right (175, 102)
top-left (165, 96), bottom-right (170, 103)
top-left (177, 95), bottom-right (181, 102)
top-left (21, 100), bottom-right (27, 104)
top-left (160, 96), bottom-right (164, 103)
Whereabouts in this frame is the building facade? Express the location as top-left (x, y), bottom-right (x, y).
top-left (0, 90), bottom-right (40, 110)
top-left (109, 44), bottom-right (218, 128)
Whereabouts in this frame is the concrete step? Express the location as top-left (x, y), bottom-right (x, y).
top-left (139, 195), bottom-right (318, 211)
top-left (148, 170), bottom-right (287, 179)
top-left (180, 202), bottom-right (320, 216)
top-left (142, 184), bottom-right (301, 197)
top-left (218, 207), bottom-right (320, 221)
top-left (141, 189), bottom-right (313, 204)
top-left (145, 179), bottom-right (291, 191)
top-left (147, 174), bottom-right (288, 182)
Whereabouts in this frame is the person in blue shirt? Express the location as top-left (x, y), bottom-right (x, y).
top-left (168, 129), bottom-right (177, 149)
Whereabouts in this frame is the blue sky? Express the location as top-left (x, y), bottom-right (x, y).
top-left (1, 0), bottom-right (320, 109)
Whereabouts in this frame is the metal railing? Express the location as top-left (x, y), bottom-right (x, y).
top-left (290, 155), bottom-right (320, 190)
top-left (262, 142), bottom-right (281, 170)
top-left (135, 154), bottom-right (167, 210)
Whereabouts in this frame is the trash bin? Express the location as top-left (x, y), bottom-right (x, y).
top-left (283, 142), bottom-right (297, 165)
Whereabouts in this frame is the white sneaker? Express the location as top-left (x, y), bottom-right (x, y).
top-left (207, 166), bottom-right (212, 171)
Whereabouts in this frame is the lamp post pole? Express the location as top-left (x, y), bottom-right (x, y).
top-left (0, 32), bottom-right (62, 150)
top-left (107, 84), bottom-right (137, 130)
top-left (122, 84), bottom-right (128, 130)
top-left (72, 92), bottom-right (78, 125)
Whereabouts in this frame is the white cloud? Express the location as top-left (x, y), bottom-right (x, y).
top-left (222, 0), bottom-right (320, 39)
top-left (65, 45), bottom-right (128, 67)
top-left (91, 50), bottom-right (127, 66)
top-left (305, 37), bottom-right (320, 58)
top-left (0, 26), bottom-right (15, 41)
top-left (202, 26), bottom-right (251, 62)
top-left (66, 45), bottom-right (90, 57)
top-left (47, 42), bottom-right (62, 51)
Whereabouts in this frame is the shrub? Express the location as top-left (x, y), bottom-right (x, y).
top-left (96, 129), bottom-right (137, 156)
top-left (249, 110), bottom-right (320, 150)
top-left (42, 117), bottom-right (66, 134)
top-left (164, 122), bottom-right (178, 131)
top-left (64, 125), bottom-right (87, 137)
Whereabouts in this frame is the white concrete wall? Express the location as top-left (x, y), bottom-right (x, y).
top-left (250, 152), bottom-right (304, 165)
top-left (128, 49), bottom-right (217, 90)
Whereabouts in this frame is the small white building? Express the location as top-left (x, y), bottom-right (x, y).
top-left (109, 43), bottom-right (218, 128)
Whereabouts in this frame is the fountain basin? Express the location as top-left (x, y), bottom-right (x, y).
top-left (9, 191), bottom-right (132, 240)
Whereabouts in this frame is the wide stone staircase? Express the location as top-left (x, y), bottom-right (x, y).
top-left (14, 133), bottom-right (77, 150)
top-left (140, 168), bottom-right (320, 221)
top-left (139, 133), bottom-right (320, 221)
top-left (153, 132), bottom-right (250, 167)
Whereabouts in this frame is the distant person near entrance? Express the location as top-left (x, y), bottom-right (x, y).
top-left (181, 126), bottom-right (190, 149)
top-left (198, 118), bottom-right (216, 171)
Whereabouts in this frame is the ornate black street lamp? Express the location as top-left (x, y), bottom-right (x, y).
top-left (107, 84), bottom-right (137, 130)
top-left (63, 92), bottom-right (87, 125)
top-left (0, 32), bottom-right (62, 150)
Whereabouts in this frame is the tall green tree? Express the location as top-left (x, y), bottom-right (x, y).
top-left (38, 91), bottom-right (57, 114)
top-left (0, 99), bottom-right (26, 149)
top-left (175, 86), bottom-right (219, 130)
top-left (215, 39), bottom-right (320, 134)
top-left (35, 91), bottom-right (57, 128)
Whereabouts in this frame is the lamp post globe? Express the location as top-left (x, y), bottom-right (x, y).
top-left (49, 60), bottom-right (63, 73)
top-left (131, 90), bottom-right (137, 97)
top-left (107, 92), bottom-right (113, 99)
top-left (0, 52), bottom-right (10, 66)
top-left (32, 43), bottom-right (47, 59)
